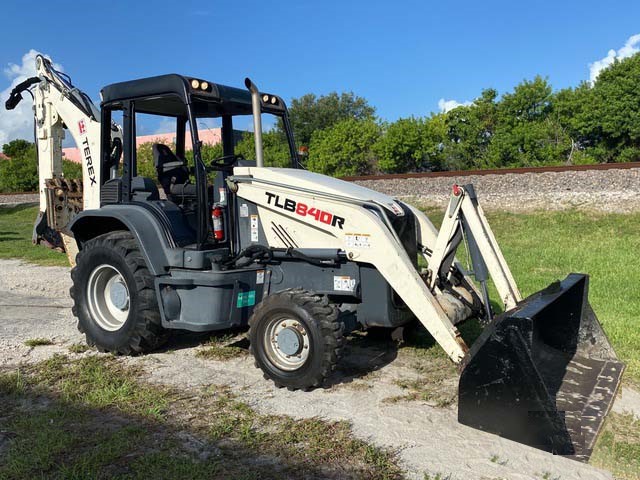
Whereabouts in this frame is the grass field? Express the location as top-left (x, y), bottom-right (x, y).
top-left (0, 204), bottom-right (69, 266)
top-left (1, 203), bottom-right (639, 478)
top-left (1, 203), bottom-right (639, 384)
top-left (423, 206), bottom-right (640, 387)
top-left (0, 355), bottom-right (401, 479)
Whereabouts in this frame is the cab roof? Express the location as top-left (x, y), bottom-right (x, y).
top-left (100, 74), bottom-right (285, 118)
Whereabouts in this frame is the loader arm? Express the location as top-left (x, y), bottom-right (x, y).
top-left (426, 184), bottom-right (521, 314)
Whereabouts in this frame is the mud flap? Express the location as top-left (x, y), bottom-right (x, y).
top-left (458, 274), bottom-right (624, 461)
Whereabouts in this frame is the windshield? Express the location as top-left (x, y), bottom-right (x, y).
top-left (195, 112), bottom-right (298, 169)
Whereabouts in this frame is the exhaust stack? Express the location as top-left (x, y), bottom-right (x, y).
top-left (245, 78), bottom-right (264, 168)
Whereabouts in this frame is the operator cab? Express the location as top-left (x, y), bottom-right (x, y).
top-left (99, 74), bottom-right (299, 253)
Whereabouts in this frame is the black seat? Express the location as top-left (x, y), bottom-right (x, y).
top-left (153, 144), bottom-right (195, 197)
top-left (131, 176), bottom-right (159, 201)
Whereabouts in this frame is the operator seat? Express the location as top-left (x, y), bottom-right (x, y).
top-left (130, 176), bottom-right (159, 201)
top-left (153, 143), bottom-right (196, 198)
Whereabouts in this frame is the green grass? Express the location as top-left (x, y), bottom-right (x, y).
top-left (423, 207), bottom-right (640, 387)
top-left (3, 205), bottom-right (638, 384)
top-left (196, 333), bottom-right (249, 361)
top-left (23, 338), bottom-right (54, 347)
top-left (591, 412), bottom-right (640, 479)
top-left (0, 205), bottom-right (68, 266)
top-left (32, 354), bottom-right (169, 419)
top-left (421, 207), bottom-right (640, 478)
top-left (67, 343), bottom-right (91, 354)
top-left (0, 355), bottom-right (403, 479)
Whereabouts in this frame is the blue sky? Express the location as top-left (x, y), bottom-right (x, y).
top-left (1, 0), bottom-right (639, 144)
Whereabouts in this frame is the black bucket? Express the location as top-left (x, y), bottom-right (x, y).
top-left (458, 274), bottom-right (624, 461)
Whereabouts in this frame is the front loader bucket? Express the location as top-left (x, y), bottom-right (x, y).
top-left (458, 274), bottom-right (624, 461)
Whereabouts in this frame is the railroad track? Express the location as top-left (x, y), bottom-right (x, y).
top-left (0, 191), bottom-right (39, 196)
top-left (341, 161), bottom-right (640, 181)
top-left (1, 162), bottom-right (638, 198)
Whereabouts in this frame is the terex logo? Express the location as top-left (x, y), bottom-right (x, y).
top-left (82, 138), bottom-right (97, 186)
top-left (265, 192), bottom-right (345, 229)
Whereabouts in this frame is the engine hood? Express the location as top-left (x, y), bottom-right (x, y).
top-left (232, 167), bottom-right (406, 216)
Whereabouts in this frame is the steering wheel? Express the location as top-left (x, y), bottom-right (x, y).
top-left (109, 138), bottom-right (123, 167)
top-left (209, 154), bottom-right (244, 169)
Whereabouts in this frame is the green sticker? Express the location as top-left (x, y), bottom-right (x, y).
top-left (236, 290), bottom-right (256, 308)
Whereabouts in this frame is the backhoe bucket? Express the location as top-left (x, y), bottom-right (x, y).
top-left (458, 274), bottom-right (624, 461)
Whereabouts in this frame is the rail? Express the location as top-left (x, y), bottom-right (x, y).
top-left (340, 162), bottom-right (640, 181)
top-left (1, 161), bottom-right (639, 196)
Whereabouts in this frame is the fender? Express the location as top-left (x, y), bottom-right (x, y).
top-left (68, 204), bottom-right (183, 276)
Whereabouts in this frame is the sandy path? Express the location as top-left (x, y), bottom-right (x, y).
top-left (1, 259), bottom-right (638, 480)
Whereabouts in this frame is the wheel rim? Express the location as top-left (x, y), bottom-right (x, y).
top-left (263, 316), bottom-right (311, 371)
top-left (86, 264), bottom-right (130, 332)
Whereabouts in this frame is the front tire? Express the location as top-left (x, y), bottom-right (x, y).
top-left (249, 289), bottom-right (343, 390)
top-left (70, 231), bottom-right (167, 354)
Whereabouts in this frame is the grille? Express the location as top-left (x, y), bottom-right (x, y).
top-left (100, 179), bottom-right (122, 205)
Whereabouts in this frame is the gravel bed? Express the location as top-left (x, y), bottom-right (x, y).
top-left (0, 193), bottom-right (38, 205)
top-left (355, 167), bottom-right (640, 213)
top-left (2, 168), bottom-right (639, 212)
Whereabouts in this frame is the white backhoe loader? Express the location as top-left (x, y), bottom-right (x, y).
top-left (5, 55), bottom-right (624, 461)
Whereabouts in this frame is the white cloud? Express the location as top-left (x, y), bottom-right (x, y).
top-left (0, 50), bottom-right (63, 148)
top-left (589, 33), bottom-right (640, 83)
top-left (438, 98), bottom-right (472, 113)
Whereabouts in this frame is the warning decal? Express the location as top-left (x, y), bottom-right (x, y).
top-left (333, 276), bottom-right (356, 292)
top-left (250, 215), bottom-right (259, 242)
top-left (345, 234), bottom-right (371, 249)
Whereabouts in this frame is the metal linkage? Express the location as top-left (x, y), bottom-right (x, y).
top-left (427, 185), bottom-right (522, 314)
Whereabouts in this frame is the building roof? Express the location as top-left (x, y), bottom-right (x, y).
top-left (62, 128), bottom-right (223, 163)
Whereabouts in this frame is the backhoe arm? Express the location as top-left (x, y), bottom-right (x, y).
top-left (5, 55), bottom-right (122, 252)
top-left (31, 55), bottom-right (110, 212)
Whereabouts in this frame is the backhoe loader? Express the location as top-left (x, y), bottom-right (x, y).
top-left (5, 54), bottom-right (624, 460)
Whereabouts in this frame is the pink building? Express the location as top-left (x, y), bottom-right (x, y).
top-left (62, 128), bottom-right (223, 163)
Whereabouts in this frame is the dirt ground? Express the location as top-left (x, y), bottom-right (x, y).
top-left (1, 259), bottom-right (638, 480)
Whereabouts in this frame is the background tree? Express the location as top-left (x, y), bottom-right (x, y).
top-left (3, 53), bottom-right (640, 191)
top-left (482, 77), bottom-right (574, 168)
top-left (233, 130), bottom-right (291, 167)
top-left (373, 116), bottom-right (447, 173)
top-left (0, 140), bottom-right (85, 192)
top-left (584, 53), bottom-right (640, 162)
top-left (306, 118), bottom-right (380, 177)
top-left (444, 88), bottom-right (499, 169)
top-left (287, 92), bottom-right (375, 147)
top-left (2, 139), bottom-right (33, 158)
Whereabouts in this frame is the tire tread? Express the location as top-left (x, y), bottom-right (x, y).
top-left (70, 231), bottom-right (167, 355)
top-left (249, 288), bottom-right (343, 390)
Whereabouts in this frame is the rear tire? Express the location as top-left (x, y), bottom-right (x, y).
top-left (249, 289), bottom-right (343, 390)
top-left (70, 231), bottom-right (168, 354)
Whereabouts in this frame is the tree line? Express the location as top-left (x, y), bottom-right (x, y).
top-left (231, 51), bottom-right (640, 176)
top-left (2, 51), bottom-right (639, 191)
